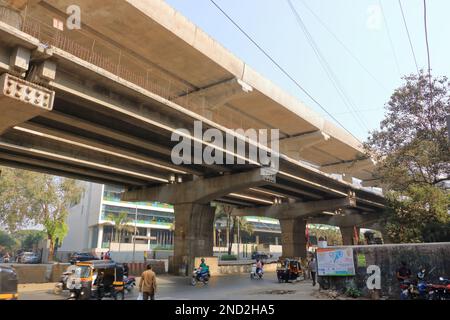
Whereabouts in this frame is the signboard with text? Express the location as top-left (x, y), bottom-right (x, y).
top-left (316, 247), bottom-right (355, 276)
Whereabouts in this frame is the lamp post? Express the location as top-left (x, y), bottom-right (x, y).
top-left (132, 204), bottom-right (137, 263)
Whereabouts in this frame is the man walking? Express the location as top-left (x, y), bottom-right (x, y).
top-left (308, 256), bottom-right (317, 286)
top-left (139, 264), bottom-right (157, 300)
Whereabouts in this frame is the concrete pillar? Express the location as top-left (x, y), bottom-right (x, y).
top-left (340, 226), bottom-right (355, 245)
top-left (87, 228), bottom-right (93, 250)
top-left (97, 225), bottom-right (104, 249)
top-left (279, 218), bottom-right (307, 259)
top-left (172, 203), bottom-right (215, 276)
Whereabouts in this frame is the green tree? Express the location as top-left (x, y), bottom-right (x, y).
top-left (0, 167), bottom-right (84, 259)
top-left (106, 211), bottom-right (134, 252)
top-left (0, 230), bottom-right (16, 252)
top-left (14, 230), bottom-right (46, 251)
top-left (365, 72), bottom-right (450, 243)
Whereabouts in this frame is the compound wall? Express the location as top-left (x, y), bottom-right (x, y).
top-left (317, 242), bottom-right (450, 298)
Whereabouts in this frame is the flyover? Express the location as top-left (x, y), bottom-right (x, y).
top-left (0, 0), bottom-right (385, 274)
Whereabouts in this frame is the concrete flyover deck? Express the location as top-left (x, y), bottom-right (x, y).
top-left (3, 0), bottom-right (378, 183)
top-left (0, 0), bottom-right (385, 275)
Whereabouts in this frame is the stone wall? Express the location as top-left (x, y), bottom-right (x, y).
top-left (317, 243), bottom-right (450, 298)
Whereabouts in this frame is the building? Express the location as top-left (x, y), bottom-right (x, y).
top-left (61, 183), bottom-right (288, 257)
top-left (60, 182), bottom-right (175, 255)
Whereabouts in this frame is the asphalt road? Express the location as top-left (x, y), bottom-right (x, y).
top-left (18, 272), bottom-right (324, 300)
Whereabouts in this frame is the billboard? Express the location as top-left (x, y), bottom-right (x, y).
top-left (316, 247), bottom-right (355, 276)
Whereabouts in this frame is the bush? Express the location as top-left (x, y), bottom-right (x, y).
top-left (220, 254), bottom-right (237, 261)
top-left (345, 287), bottom-right (361, 298)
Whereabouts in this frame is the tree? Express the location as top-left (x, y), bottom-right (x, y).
top-left (0, 167), bottom-right (84, 259)
top-left (106, 211), bottom-right (134, 252)
top-left (384, 185), bottom-right (449, 243)
top-left (365, 71), bottom-right (450, 243)
top-left (0, 168), bottom-right (39, 231)
top-left (14, 230), bottom-right (46, 251)
top-left (365, 71), bottom-right (449, 190)
top-left (0, 230), bottom-right (16, 252)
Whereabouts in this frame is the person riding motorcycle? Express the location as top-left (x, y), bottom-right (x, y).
top-left (255, 259), bottom-right (263, 275)
top-left (198, 258), bottom-right (210, 279)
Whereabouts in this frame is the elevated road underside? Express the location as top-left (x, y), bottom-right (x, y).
top-left (0, 0), bottom-right (386, 274)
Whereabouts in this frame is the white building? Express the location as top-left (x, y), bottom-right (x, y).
top-left (60, 182), bottom-right (175, 255)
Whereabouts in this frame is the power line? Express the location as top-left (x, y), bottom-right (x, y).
top-left (378, 0), bottom-right (402, 77)
top-left (423, 0), bottom-right (433, 97)
top-left (300, 0), bottom-right (387, 92)
top-left (208, 0), bottom-right (362, 143)
top-left (398, 0), bottom-right (420, 75)
top-left (286, 0), bottom-right (370, 133)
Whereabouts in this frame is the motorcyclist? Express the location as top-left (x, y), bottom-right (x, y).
top-left (255, 259), bottom-right (263, 275)
top-left (198, 258), bottom-right (209, 279)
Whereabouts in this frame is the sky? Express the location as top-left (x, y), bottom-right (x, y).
top-left (164, 0), bottom-right (448, 142)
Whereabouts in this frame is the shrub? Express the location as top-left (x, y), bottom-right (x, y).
top-left (345, 287), bottom-right (361, 298)
top-left (220, 254), bottom-right (237, 261)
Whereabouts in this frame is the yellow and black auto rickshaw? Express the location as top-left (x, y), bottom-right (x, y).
top-left (276, 258), bottom-right (303, 283)
top-left (67, 260), bottom-right (125, 300)
top-left (0, 265), bottom-right (18, 300)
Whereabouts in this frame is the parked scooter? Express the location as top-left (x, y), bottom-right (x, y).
top-left (428, 277), bottom-right (450, 300)
top-left (54, 265), bottom-right (77, 295)
top-left (191, 268), bottom-right (210, 286)
top-left (250, 264), bottom-right (264, 279)
top-left (124, 275), bottom-right (136, 293)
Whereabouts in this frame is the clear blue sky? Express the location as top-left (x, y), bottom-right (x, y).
top-left (165, 0), bottom-right (448, 141)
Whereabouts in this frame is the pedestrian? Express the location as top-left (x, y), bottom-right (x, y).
top-left (123, 263), bottom-right (129, 277)
top-left (100, 252), bottom-right (104, 260)
top-left (396, 261), bottom-right (411, 282)
top-left (139, 264), bottom-right (157, 300)
top-left (308, 256), bottom-right (317, 286)
top-left (4, 252), bottom-right (10, 263)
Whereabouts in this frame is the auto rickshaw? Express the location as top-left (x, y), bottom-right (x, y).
top-left (0, 265), bottom-right (18, 300)
top-left (276, 258), bottom-right (303, 283)
top-left (66, 260), bottom-right (125, 300)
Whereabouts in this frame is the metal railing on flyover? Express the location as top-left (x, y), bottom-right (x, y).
top-left (0, 6), bottom-right (266, 131)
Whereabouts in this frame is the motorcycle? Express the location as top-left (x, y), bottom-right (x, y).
top-left (191, 268), bottom-right (210, 286)
top-left (400, 268), bottom-right (437, 300)
top-left (54, 265), bottom-right (77, 295)
top-left (428, 277), bottom-right (450, 300)
top-left (124, 275), bottom-right (136, 293)
top-left (250, 264), bottom-right (263, 280)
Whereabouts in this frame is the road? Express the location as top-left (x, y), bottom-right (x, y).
top-left (18, 272), bottom-right (325, 300)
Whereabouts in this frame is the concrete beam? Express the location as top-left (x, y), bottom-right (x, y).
top-left (321, 158), bottom-right (376, 174)
top-left (280, 131), bottom-right (331, 159)
top-left (173, 78), bottom-right (253, 110)
top-left (232, 191), bottom-right (356, 219)
top-left (309, 211), bottom-right (385, 228)
top-left (9, 46), bottom-right (30, 73)
top-left (0, 73), bottom-right (54, 134)
top-left (361, 179), bottom-right (381, 188)
top-left (121, 169), bottom-right (274, 204)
